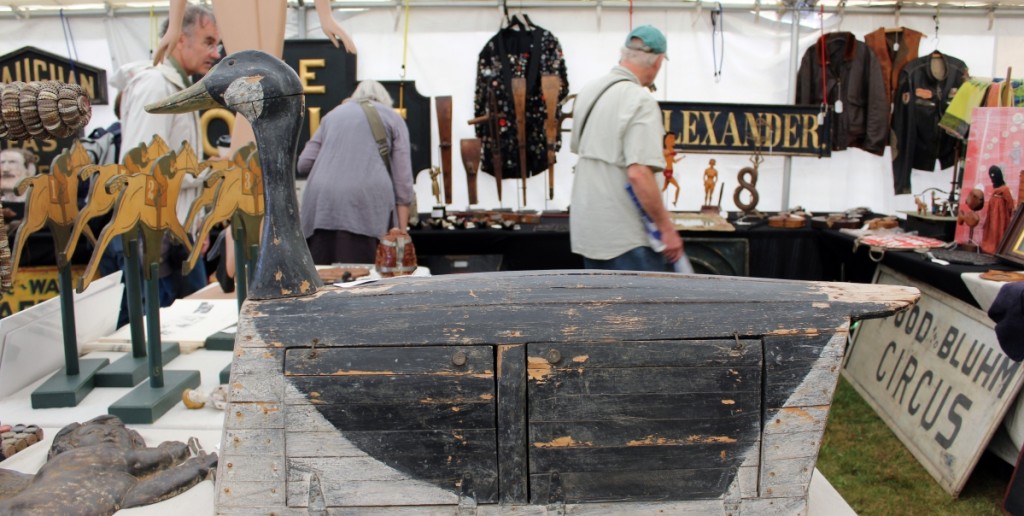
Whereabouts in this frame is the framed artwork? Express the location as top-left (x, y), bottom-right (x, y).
top-left (996, 204), bottom-right (1024, 266)
top-left (954, 108), bottom-right (1024, 248)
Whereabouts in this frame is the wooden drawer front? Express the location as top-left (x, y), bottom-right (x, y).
top-left (526, 340), bottom-right (762, 504)
top-left (284, 346), bottom-right (499, 504)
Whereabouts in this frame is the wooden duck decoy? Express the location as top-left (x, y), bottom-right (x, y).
top-left (147, 51), bottom-right (921, 514)
top-left (147, 50), bottom-right (319, 300)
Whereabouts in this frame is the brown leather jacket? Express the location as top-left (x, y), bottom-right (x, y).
top-left (796, 32), bottom-right (888, 156)
top-left (864, 27), bottom-right (924, 105)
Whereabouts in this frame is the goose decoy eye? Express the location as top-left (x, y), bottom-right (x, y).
top-left (227, 59), bottom-right (236, 66)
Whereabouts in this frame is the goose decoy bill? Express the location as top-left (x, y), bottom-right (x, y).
top-left (146, 50), bottom-right (322, 300)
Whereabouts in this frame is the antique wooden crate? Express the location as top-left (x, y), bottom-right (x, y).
top-left (217, 270), bottom-right (917, 515)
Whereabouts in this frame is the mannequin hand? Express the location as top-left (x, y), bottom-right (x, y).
top-left (152, 28), bottom-right (179, 66)
top-left (320, 18), bottom-right (357, 54)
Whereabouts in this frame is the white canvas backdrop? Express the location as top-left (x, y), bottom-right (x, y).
top-left (1, 6), bottom-right (1021, 215)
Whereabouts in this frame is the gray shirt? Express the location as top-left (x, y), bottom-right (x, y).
top-left (569, 66), bottom-right (665, 260)
top-left (297, 100), bottom-right (414, 240)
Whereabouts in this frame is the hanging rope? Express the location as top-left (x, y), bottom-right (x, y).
top-left (711, 2), bottom-right (724, 82)
top-left (819, 5), bottom-right (827, 108)
top-left (399, 0), bottom-right (410, 118)
top-left (628, 0), bottom-right (633, 30)
top-left (150, 6), bottom-right (159, 57)
top-left (59, 9), bottom-right (79, 78)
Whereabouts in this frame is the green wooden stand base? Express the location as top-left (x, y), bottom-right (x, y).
top-left (219, 363), bottom-right (232, 384)
top-left (30, 358), bottom-right (110, 408)
top-left (205, 331), bottom-right (236, 351)
top-left (93, 343), bottom-right (182, 388)
top-left (108, 370), bottom-right (201, 424)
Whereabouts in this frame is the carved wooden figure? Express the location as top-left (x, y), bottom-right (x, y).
top-left (10, 141), bottom-right (94, 284)
top-left (61, 136), bottom-right (172, 267)
top-left (181, 143), bottom-right (263, 275)
top-left (0, 415), bottom-right (217, 514)
top-left (76, 142), bottom-right (200, 292)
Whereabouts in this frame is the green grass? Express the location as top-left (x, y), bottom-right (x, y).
top-left (818, 376), bottom-right (1012, 515)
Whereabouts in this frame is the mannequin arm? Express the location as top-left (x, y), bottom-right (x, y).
top-left (153, 0), bottom-right (188, 65)
top-left (315, 0), bottom-right (357, 54)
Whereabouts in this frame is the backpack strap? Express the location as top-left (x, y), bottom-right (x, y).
top-left (359, 100), bottom-right (392, 178)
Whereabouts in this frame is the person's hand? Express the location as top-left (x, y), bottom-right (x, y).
top-left (201, 234), bottom-right (211, 256)
top-left (660, 230), bottom-right (684, 265)
top-left (2, 207), bottom-right (15, 221)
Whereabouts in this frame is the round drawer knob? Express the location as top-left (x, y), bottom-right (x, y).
top-left (546, 349), bottom-right (561, 364)
top-left (452, 351), bottom-right (468, 366)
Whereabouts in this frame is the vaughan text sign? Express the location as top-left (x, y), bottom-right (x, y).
top-left (0, 46), bottom-right (108, 105)
top-left (658, 102), bottom-right (830, 158)
top-left (844, 266), bottom-right (1023, 496)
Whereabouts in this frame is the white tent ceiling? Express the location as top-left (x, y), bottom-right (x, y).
top-left (2, 0), bottom-right (1024, 18)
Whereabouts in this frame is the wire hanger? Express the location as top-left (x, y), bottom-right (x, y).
top-left (931, 7), bottom-right (941, 52)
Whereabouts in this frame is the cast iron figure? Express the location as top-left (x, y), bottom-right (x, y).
top-left (0, 415), bottom-right (217, 514)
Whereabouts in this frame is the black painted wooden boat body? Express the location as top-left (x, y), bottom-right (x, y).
top-left (217, 270), bottom-right (918, 514)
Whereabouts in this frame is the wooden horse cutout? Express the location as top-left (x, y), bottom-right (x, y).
top-left (61, 136), bottom-right (172, 267)
top-left (10, 141), bottom-right (95, 284)
top-left (181, 143), bottom-right (263, 275)
top-left (77, 142), bottom-right (201, 292)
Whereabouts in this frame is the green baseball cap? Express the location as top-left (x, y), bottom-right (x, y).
top-left (625, 25), bottom-right (667, 55)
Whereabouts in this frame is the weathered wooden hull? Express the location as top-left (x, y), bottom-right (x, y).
top-left (217, 270), bottom-right (918, 514)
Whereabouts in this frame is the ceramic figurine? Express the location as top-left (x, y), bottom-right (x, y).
top-left (703, 158), bottom-right (718, 207)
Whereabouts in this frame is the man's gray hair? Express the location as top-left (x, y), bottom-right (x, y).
top-left (159, 4), bottom-right (216, 38)
top-left (347, 80), bottom-right (394, 107)
top-left (620, 43), bottom-right (661, 68)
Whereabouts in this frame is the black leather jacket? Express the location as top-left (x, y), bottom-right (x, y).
top-left (796, 32), bottom-right (888, 156)
top-left (890, 52), bottom-right (968, 195)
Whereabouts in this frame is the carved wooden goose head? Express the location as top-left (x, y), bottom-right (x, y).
top-left (146, 50), bottom-right (321, 300)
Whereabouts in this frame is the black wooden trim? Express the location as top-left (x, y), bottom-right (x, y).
top-left (496, 344), bottom-right (528, 504)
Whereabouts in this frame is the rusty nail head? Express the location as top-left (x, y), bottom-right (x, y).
top-left (452, 351), bottom-right (468, 366)
top-left (546, 349), bottom-right (561, 364)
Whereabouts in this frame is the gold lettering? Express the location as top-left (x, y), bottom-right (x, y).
top-left (78, 75), bottom-right (95, 100)
top-left (41, 139), bottom-right (57, 152)
top-left (765, 113), bottom-right (783, 148)
top-left (743, 113), bottom-right (762, 147)
top-left (802, 113), bottom-right (820, 149)
top-left (308, 107), bottom-right (322, 135)
top-left (1, 66), bottom-right (13, 83)
top-left (48, 63), bottom-right (61, 82)
top-left (33, 59), bottom-right (47, 82)
top-left (298, 59), bottom-right (326, 94)
top-left (662, 109), bottom-right (673, 133)
top-left (720, 113), bottom-right (743, 147)
top-left (680, 111), bottom-right (700, 145)
top-left (200, 108), bottom-right (235, 158)
top-left (20, 139), bottom-right (40, 153)
top-left (699, 111), bottom-right (721, 146)
top-left (783, 114), bottom-right (799, 148)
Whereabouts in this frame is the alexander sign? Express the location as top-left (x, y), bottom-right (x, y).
top-left (658, 102), bottom-right (830, 158)
top-left (844, 266), bottom-right (1024, 496)
top-left (0, 46), bottom-right (108, 105)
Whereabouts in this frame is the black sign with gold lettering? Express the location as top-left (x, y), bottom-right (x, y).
top-left (0, 46), bottom-right (108, 104)
top-left (659, 102), bottom-right (830, 158)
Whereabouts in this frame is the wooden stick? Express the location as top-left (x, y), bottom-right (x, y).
top-left (512, 77), bottom-right (528, 206)
top-left (541, 75), bottom-right (561, 201)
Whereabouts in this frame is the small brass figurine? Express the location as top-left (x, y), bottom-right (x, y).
top-left (702, 158), bottom-right (719, 207)
top-left (662, 132), bottom-right (683, 206)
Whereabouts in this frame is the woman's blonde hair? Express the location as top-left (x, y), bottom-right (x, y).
top-left (345, 80), bottom-right (394, 107)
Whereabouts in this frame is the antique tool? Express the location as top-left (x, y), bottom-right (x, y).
top-left (541, 75), bottom-right (561, 200)
top-left (460, 138), bottom-right (482, 205)
top-left (511, 76), bottom-right (528, 205)
top-left (435, 96), bottom-right (453, 204)
top-left (467, 89), bottom-right (506, 202)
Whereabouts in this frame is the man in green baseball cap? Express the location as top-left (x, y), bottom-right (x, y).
top-left (568, 24), bottom-right (686, 273)
top-left (625, 24), bottom-right (668, 57)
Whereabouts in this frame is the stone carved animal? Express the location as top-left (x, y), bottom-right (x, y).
top-left (0, 415), bottom-right (216, 514)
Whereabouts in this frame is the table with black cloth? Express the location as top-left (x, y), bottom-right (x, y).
top-left (409, 214), bottom-right (826, 280)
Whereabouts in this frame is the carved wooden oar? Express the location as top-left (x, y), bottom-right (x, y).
top-left (435, 96), bottom-right (453, 204)
top-left (460, 138), bottom-right (482, 205)
top-left (541, 75), bottom-right (561, 201)
top-left (466, 89), bottom-right (505, 203)
top-left (511, 77), bottom-right (528, 205)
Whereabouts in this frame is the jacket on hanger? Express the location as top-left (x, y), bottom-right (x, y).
top-left (864, 27), bottom-right (924, 106)
top-left (891, 52), bottom-right (968, 195)
top-left (473, 21), bottom-right (569, 178)
top-left (796, 32), bottom-right (888, 156)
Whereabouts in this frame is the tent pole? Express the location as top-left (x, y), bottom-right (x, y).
top-left (781, 6), bottom-right (800, 212)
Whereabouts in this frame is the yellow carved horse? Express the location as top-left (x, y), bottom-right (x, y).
top-left (181, 143), bottom-right (263, 275)
top-left (10, 141), bottom-right (94, 284)
top-left (77, 142), bottom-right (201, 292)
top-left (61, 136), bottom-right (173, 267)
